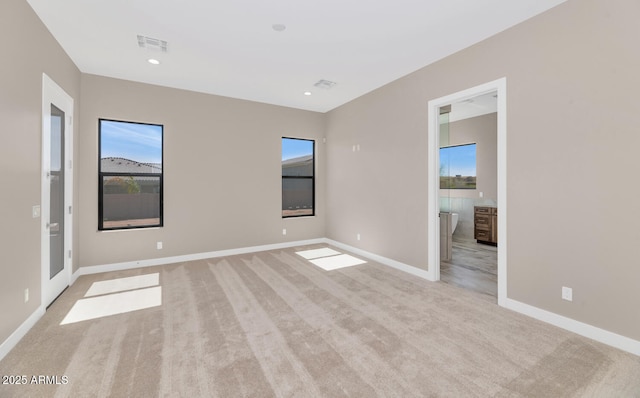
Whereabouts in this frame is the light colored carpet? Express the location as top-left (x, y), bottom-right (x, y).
top-left (1, 244), bottom-right (639, 397)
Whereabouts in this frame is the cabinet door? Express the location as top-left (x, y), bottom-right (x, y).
top-left (491, 214), bottom-right (498, 243)
top-left (475, 214), bottom-right (491, 229)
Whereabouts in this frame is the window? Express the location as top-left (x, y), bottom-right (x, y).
top-left (440, 143), bottom-right (477, 189)
top-left (282, 137), bottom-right (314, 217)
top-left (98, 119), bottom-right (163, 230)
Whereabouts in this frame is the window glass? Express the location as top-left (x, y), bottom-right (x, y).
top-left (282, 137), bottom-right (314, 217)
top-left (440, 143), bottom-right (476, 189)
top-left (99, 119), bottom-right (163, 230)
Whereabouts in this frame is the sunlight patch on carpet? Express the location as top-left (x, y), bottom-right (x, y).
top-left (296, 248), bottom-right (367, 271)
top-left (295, 248), bottom-right (341, 260)
top-left (61, 286), bottom-right (162, 325)
top-left (309, 254), bottom-right (366, 271)
top-left (85, 273), bottom-right (159, 297)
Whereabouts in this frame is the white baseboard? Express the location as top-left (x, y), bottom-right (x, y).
top-left (323, 239), bottom-right (432, 281)
top-left (74, 238), bottom-right (326, 278)
top-left (0, 306), bottom-right (45, 362)
top-left (504, 298), bottom-right (640, 357)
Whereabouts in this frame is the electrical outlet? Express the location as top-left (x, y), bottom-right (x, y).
top-left (282, 228), bottom-right (287, 235)
top-left (157, 241), bottom-right (163, 250)
top-left (562, 286), bottom-right (573, 301)
top-left (357, 233), bottom-right (361, 241)
top-left (24, 288), bottom-right (29, 303)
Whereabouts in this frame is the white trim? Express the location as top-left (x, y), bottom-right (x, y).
top-left (41, 73), bottom-right (74, 308)
top-left (74, 239), bottom-right (326, 277)
top-left (427, 96), bottom-right (440, 282)
top-left (324, 239), bottom-right (432, 280)
top-left (75, 237), bottom-right (432, 284)
top-left (0, 306), bottom-right (45, 362)
top-left (496, 79), bottom-right (507, 306)
top-left (505, 298), bottom-right (640, 357)
top-left (427, 78), bottom-right (508, 306)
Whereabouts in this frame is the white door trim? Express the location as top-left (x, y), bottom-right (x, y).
top-left (427, 78), bottom-right (507, 306)
top-left (41, 73), bottom-right (74, 307)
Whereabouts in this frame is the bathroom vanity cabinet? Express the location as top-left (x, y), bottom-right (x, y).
top-left (474, 206), bottom-right (497, 245)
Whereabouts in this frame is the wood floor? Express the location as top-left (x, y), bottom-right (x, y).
top-left (440, 237), bottom-right (497, 300)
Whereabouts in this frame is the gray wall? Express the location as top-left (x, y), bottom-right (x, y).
top-left (326, 0), bottom-right (640, 341)
top-left (442, 113), bottom-right (497, 240)
top-left (0, 0), bottom-right (81, 344)
top-left (78, 74), bottom-right (325, 267)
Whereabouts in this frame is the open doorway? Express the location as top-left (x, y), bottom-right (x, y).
top-left (427, 78), bottom-right (507, 307)
top-left (439, 93), bottom-right (498, 299)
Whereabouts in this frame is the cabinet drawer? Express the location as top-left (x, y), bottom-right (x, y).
top-left (475, 229), bottom-right (490, 240)
top-left (475, 206), bottom-right (497, 215)
top-left (475, 214), bottom-right (491, 226)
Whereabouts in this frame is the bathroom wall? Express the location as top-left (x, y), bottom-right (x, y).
top-left (441, 113), bottom-right (497, 240)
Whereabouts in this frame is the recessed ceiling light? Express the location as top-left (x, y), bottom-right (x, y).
top-left (148, 58), bottom-right (160, 65)
top-left (304, 91), bottom-right (312, 96)
top-left (272, 24), bottom-right (286, 32)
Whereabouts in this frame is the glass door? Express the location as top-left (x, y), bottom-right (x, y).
top-left (42, 74), bottom-right (73, 308)
top-left (49, 104), bottom-right (65, 281)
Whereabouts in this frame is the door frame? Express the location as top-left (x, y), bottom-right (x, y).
top-left (41, 73), bottom-right (74, 307)
top-left (426, 77), bottom-right (507, 306)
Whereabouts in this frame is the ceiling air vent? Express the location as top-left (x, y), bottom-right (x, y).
top-left (137, 35), bottom-right (168, 52)
top-left (314, 79), bottom-right (337, 89)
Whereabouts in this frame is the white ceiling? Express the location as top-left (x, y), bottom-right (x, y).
top-left (27, 0), bottom-right (565, 113)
